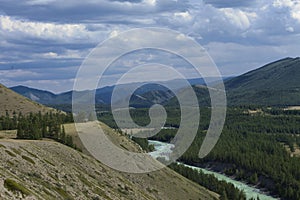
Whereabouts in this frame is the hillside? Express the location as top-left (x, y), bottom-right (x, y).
top-left (167, 57), bottom-right (300, 106)
top-left (0, 124), bottom-right (218, 200)
top-left (166, 84), bottom-right (211, 107)
top-left (225, 57), bottom-right (300, 105)
top-left (0, 86), bottom-right (218, 199)
top-left (0, 84), bottom-right (56, 116)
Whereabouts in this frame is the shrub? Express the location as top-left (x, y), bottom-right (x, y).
top-left (4, 179), bottom-right (31, 196)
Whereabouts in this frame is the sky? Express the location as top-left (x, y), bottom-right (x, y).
top-left (0, 0), bottom-right (299, 93)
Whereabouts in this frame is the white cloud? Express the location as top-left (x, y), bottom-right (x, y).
top-left (174, 11), bottom-right (192, 21)
top-left (42, 52), bottom-right (58, 58)
top-left (0, 0), bottom-right (300, 92)
top-left (109, 30), bottom-right (120, 38)
top-left (0, 15), bottom-right (97, 43)
top-left (272, 0), bottom-right (300, 22)
top-left (37, 50), bottom-right (87, 59)
top-left (143, 0), bottom-right (157, 6)
top-left (286, 26), bottom-right (294, 32)
top-left (221, 8), bottom-right (251, 30)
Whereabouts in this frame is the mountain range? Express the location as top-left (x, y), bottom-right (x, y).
top-left (1, 56), bottom-right (300, 199)
top-left (10, 57), bottom-right (300, 108)
top-left (10, 78), bottom-right (210, 108)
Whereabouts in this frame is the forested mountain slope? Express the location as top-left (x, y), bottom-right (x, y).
top-left (225, 57), bottom-right (300, 105)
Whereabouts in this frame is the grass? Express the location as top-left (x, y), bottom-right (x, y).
top-left (21, 155), bottom-right (35, 164)
top-left (20, 147), bottom-right (38, 158)
top-left (0, 130), bottom-right (17, 139)
top-left (117, 184), bottom-right (130, 196)
top-left (93, 187), bottom-right (112, 200)
top-left (76, 174), bottom-right (93, 187)
top-left (146, 187), bottom-right (158, 194)
top-left (42, 188), bottom-right (55, 198)
top-left (7, 160), bottom-right (14, 166)
top-left (5, 150), bottom-right (16, 157)
top-left (53, 186), bottom-right (73, 200)
top-left (47, 172), bottom-right (59, 181)
top-left (4, 179), bottom-right (31, 196)
top-left (117, 187), bottom-right (129, 196)
top-left (11, 148), bottom-right (21, 155)
top-left (44, 159), bottom-right (55, 166)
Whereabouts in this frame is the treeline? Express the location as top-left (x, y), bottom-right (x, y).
top-left (0, 111), bottom-right (19, 130)
top-left (0, 111), bottom-right (77, 149)
top-left (131, 136), bottom-right (154, 152)
top-left (99, 106), bottom-right (300, 199)
top-left (180, 130), bottom-right (300, 199)
top-left (169, 163), bottom-right (246, 200)
top-left (225, 108), bottom-right (300, 134)
top-left (97, 107), bottom-right (183, 130)
top-left (178, 108), bottom-right (300, 200)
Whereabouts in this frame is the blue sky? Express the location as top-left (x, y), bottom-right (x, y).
top-left (0, 0), bottom-right (299, 93)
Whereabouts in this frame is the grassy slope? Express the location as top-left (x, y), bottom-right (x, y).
top-left (65, 121), bottom-right (219, 200)
top-left (0, 123), bottom-right (218, 200)
top-left (0, 84), bottom-right (57, 116)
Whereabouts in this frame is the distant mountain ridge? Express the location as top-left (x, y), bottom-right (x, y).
top-left (11, 85), bottom-right (57, 105)
top-left (13, 56), bottom-right (300, 108)
top-left (0, 84), bottom-right (57, 116)
top-left (10, 78), bottom-right (212, 107)
top-left (225, 57), bottom-right (300, 105)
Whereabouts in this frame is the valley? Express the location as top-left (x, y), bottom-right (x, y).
top-left (1, 57), bottom-right (300, 199)
top-left (1, 0), bottom-right (299, 199)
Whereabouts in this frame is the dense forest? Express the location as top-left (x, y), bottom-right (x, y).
top-left (0, 111), bottom-right (76, 149)
top-left (2, 105), bottom-right (300, 199)
top-left (179, 107), bottom-right (300, 200)
top-left (169, 163), bottom-right (247, 200)
top-left (99, 106), bottom-right (300, 200)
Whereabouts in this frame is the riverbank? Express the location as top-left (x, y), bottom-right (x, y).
top-left (148, 140), bottom-right (278, 200)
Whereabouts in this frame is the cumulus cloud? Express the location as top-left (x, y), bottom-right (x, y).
top-left (221, 8), bottom-right (252, 30)
top-left (0, 0), bottom-right (299, 92)
top-left (0, 15), bottom-right (96, 43)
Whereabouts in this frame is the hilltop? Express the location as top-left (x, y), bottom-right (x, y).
top-left (0, 84), bottom-right (57, 116)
